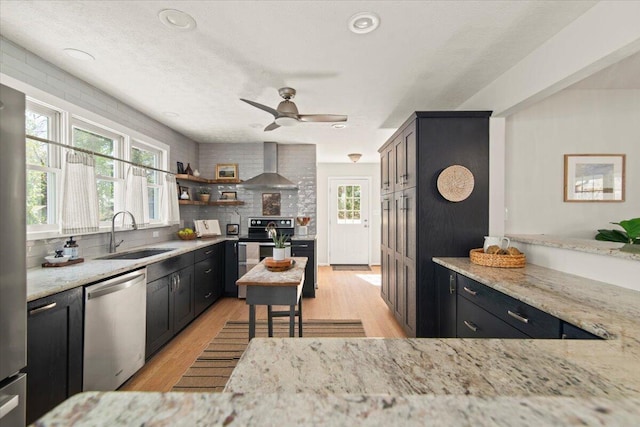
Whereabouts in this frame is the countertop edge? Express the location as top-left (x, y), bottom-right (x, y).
top-left (27, 237), bottom-right (232, 301)
top-left (507, 234), bottom-right (640, 262)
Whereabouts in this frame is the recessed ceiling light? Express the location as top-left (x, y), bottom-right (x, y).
top-left (348, 12), bottom-right (380, 34)
top-left (163, 111), bottom-right (179, 118)
top-left (63, 48), bottom-right (95, 61)
top-left (332, 123), bottom-right (347, 129)
top-left (158, 9), bottom-right (197, 31)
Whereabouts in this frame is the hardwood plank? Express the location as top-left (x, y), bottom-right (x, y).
top-left (120, 265), bottom-right (405, 392)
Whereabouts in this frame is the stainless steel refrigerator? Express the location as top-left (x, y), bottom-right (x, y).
top-left (0, 83), bottom-right (27, 426)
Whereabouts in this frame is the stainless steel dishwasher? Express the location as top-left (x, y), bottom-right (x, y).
top-left (83, 269), bottom-right (147, 391)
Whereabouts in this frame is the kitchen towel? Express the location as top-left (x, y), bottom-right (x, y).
top-left (194, 219), bottom-right (222, 238)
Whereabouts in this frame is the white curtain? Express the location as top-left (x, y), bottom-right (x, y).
top-left (124, 166), bottom-right (149, 227)
top-left (61, 151), bottom-right (99, 234)
top-left (163, 173), bottom-right (180, 225)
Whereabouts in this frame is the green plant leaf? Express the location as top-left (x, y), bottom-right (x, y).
top-left (612, 217), bottom-right (640, 240)
top-left (595, 229), bottom-right (630, 243)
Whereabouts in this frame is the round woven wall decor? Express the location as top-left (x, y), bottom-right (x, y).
top-left (437, 165), bottom-right (474, 202)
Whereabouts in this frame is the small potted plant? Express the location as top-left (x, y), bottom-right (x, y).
top-left (272, 232), bottom-right (290, 261)
top-left (197, 187), bottom-right (211, 203)
top-left (596, 217), bottom-right (640, 253)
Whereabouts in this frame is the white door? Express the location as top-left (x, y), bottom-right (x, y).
top-left (329, 178), bottom-right (370, 264)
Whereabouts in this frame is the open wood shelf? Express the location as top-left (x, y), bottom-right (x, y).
top-left (178, 199), bottom-right (245, 206)
top-left (175, 174), bottom-right (242, 185)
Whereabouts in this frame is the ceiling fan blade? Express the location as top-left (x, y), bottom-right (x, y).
top-left (297, 114), bottom-right (347, 123)
top-left (264, 122), bottom-right (280, 131)
top-left (240, 98), bottom-right (279, 118)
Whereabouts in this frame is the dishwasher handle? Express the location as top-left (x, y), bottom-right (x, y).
top-left (87, 271), bottom-right (146, 300)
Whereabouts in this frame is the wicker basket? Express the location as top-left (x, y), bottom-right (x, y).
top-left (469, 248), bottom-right (526, 268)
top-left (177, 232), bottom-right (197, 240)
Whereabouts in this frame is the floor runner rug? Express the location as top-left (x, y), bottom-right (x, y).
top-left (331, 265), bottom-right (371, 271)
top-left (172, 319), bottom-right (365, 392)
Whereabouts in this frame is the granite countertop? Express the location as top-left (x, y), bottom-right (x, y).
top-left (236, 257), bottom-right (307, 286)
top-left (34, 257), bottom-right (640, 424)
top-left (27, 237), bottom-right (230, 302)
top-left (34, 392), bottom-right (640, 426)
top-left (507, 234), bottom-right (640, 262)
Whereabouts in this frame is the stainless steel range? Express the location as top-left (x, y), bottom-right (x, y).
top-left (237, 217), bottom-right (294, 298)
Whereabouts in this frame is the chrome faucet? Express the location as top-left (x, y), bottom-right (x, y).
top-left (109, 211), bottom-right (138, 253)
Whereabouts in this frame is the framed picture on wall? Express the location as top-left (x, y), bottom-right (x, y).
top-left (226, 223), bottom-right (239, 235)
top-left (215, 163), bottom-right (239, 181)
top-left (262, 193), bottom-right (281, 216)
top-left (564, 154), bottom-right (625, 202)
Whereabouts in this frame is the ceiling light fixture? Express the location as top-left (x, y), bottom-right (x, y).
top-left (332, 123), bottom-right (347, 129)
top-left (158, 9), bottom-right (197, 31)
top-left (63, 48), bottom-right (95, 61)
top-left (274, 116), bottom-right (298, 127)
top-left (348, 12), bottom-right (380, 34)
top-left (348, 153), bottom-right (362, 163)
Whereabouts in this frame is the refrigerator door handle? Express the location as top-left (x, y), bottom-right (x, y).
top-left (0, 394), bottom-right (19, 420)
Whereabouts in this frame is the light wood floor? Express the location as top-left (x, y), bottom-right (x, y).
top-left (121, 265), bottom-right (405, 392)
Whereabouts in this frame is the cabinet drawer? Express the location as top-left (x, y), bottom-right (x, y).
top-left (147, 252), bottom-right (194, 282)
top-left (457, 296), bottom-right (529, 339)
top-left (561, 322), bottom-right (602, 340)
top-left (194, 244), bottom-right (221, 263)
top-left (457, 275), bottom-right (560, 338)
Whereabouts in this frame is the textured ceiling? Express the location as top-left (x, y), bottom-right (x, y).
top-left (0, 1), bottom-right (599, 162)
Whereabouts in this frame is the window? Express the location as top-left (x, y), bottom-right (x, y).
top-left (336, 184), bottom-right (362, 224)
top-left (25, 102), bottom-right (61, 232)
top-left (24, 91), bottom-right (170, 238)
top-left (131, 141), bottom-right (162, 222)
top-left (71, 119), bottom-right (124, 224)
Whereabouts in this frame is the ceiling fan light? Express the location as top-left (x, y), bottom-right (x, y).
top-left (348, 153), bottom-right (362, 163)
top-left (274, 116), bottom-right (298, 127)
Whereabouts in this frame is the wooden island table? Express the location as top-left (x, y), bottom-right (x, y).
top-left (236, 257), bottom-right (307, 340)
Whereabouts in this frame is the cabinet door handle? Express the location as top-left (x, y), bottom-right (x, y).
top-left (507, 310), bottom-right (529, 324)
top-left (177, 274), bottom-right (181, 290)
top-left (463, 286), bottom-right (477, 296)
top-left (204, 292), bottom-right (212, 299)
top-left (204, 268), bottom-right (212, 274)
top-left (170, 275), bottom-right (176, 292)
top-left (29, 302), bottom-right (57, 316)
top-left (204, 250), bottom-right (213, 255)
top-left (296, 245), bottom-right (309, 248)
top-left (463, 320), bottom-right (478, 332)
top-left (449, 274), bottom-right (455, 294)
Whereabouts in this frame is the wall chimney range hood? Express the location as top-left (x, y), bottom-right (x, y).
top-left (239, 142), bottom-right (298, 190)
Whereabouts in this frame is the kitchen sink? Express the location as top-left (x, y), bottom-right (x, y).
top-left (97, 248), bottom-right (176, 260)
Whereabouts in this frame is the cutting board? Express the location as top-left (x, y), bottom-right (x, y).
top-left (264, 257), bottom-right (295, 272)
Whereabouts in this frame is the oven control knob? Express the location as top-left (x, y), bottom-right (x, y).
top-left (251, 220), bottom-right (256, 225)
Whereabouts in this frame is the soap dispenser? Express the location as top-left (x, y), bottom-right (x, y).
top-left (63, 236), bottom-right (79, 259)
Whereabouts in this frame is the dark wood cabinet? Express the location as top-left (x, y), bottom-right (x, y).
top-left (380, 143), bottom-right (394, 194)
top-left (561, 322), bottom-right (602, 340)
top-left (291, 239), bottom-right (317, 298)
top-left (25, 287), bottom-right (83, 424)
top-left (379, 111), bottom-right (491, 337)
top-left (456, 296), bottom-right (529, 339)
top-left (145, 252), bottom-right (195, 358)
top-left (194, 243), bottom-right (224, 316)
top-left (224, 240), bottom-right (239, 297)
top-left (457, 275), bottom-right (560, 339)
top-left (435, 264), bottom-right (456, 338)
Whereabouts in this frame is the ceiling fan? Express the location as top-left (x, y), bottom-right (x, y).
top-left (240, 87), bottom-right (347, 131)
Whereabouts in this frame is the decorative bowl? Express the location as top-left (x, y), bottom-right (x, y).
top-left (177, 232), bottom-right (197, 240)
top-left (45, 255), bottom-right (72, 264)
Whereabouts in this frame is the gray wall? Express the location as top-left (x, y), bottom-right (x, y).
top-left (193, 143), bottom-right (317, 236)
top-left (1, 36), bottom-right (201, 268)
